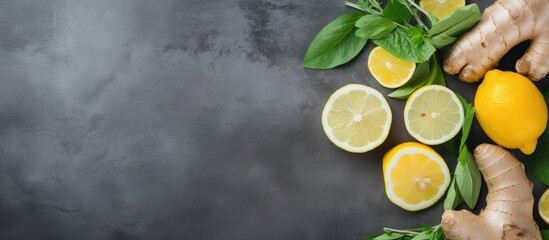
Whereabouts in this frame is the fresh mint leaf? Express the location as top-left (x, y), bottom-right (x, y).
top-left (383, 0), bottom-right (411, 24)
top-left (303, 13), bottom-right (368, 69)
top-left (428, 4), bottom-right (481, 48)
top-left (408, 26), bottom-right (425, 45)
top-left (455, 151), bottom-right (481, 209)
top-left (523, 89), bottom-right (549, 185)
top-left (388, 61), bottom-right (429, 99)
top-left (373, 27), bottom-right (436, 63)
top-left (355, 15), bottom-right (396, 39)
top-left (365, 225), bottom-right (447, 240)
top-left (444, 176), bottom-right (464, 210)
top-left (458, 97), bottom-right (475, 151)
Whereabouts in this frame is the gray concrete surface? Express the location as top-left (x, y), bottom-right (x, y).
top-left (1, 0), bottom-right (548, 239)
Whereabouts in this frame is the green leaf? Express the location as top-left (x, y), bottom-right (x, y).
top-left (303, 13), bottom-right (368, 69)
top-left (455, 151), bottom-right (481, 209)
top-left (410, 232), bottom-right (431, 240)
top-left (541, 229), bottom-right (549, 240)
top-left (427, 12), bottom-right (438, 26)
top-left (524, 89), bottom-right (549, 185)
top-left (355, 14), bottom-right (387, 28)
top-left (388, 61), bottom-right (429, 99)
top-left (428, 4), bottom-right (481, 48)
top-left (373, 27), bottom-right (436, 63)
top-left (371, 232), bottom-right (406, 240)
top-left (383, 0), bottom-right (411, 24)
top-left (427, 55), bottom-right (445, 86)
top-left (443, 175), bottom-right (464, 210)
top-left (429, 34), bottom-right (457, 49)
top-left (459, 100), bottom-right (475, 151)
top-left (355, 15), bottom-right (396, 39)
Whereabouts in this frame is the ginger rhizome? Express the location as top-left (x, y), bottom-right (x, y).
top-left (443, 0), bottom-right (549, 82)
top-left (441, 144), bottom-right (541, 239)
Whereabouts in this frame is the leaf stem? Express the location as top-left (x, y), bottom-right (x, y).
top-left (383, 227), bottom-right (421, 235)
top-left (406, 0), bottom-right (431, 19)
top-left (400, 0), bottom-right (428, 30)
top-left (344, 1), bottom-right (382, 15)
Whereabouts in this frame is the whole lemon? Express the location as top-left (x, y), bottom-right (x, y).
top-left (475, 69), bottom-right (548, 155)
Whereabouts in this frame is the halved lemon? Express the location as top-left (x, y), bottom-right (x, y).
top-left (321, 84), bottom-right (392, 153)
top-left (538, 188), bottom-right (549, 224)
top-left (420, 0), bottom-right (465, 20)
top-left (404, 85), bottom-right (464, 145)
top-left (383, 142), bottom-right (451, 211)
top-left (367, 46), bottom-right (416, 89)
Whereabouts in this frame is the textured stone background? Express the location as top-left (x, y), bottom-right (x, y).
top-left (1, 0), bottom-right (548, 239)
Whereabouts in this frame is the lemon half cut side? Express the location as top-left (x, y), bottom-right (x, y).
top-left (321, 84), bottom-right (392, 153)
top-left (383, 142), bottom-right (451, 211)
top-left (404, 85), bottom-right (464, 145)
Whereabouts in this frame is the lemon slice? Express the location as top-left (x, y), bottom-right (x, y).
top-left (420, 0), bottom-right (465, 19)
top-left (321, 84), bottom-right (392, 153)
top-left (404, 85), bottom-right (464, 145)
top-left (367, 46), bottom-right (416, 89)
top-left (539, 188), bottom-right (549, 224)
top-left (383, 142), bottom-right (451, 211)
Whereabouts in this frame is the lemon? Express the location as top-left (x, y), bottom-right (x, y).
top-left (420, 0), bottom-right (465, 19)
top-left (383, 142), bottom-right (450, 211)
top-left (539, 188), bottom-right (549, 224)
top-left (475, 70), bottom-right (547, 155)
top-left (321, 84), bottom-right (392, 153)
top-left (404, 85), bottom-right (464, 145)
top-left (368, 46), bottom-right (416, 89)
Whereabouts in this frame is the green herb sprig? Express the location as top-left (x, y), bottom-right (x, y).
top-left (303, 0), bottom-right (481, 97)
top-left (364, 224), bottom-right (447, 240)
top-left (443, 95), bottom-right (481, 210)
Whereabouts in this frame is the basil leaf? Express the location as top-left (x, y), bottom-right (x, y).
top-left (374, 27), bottom-right (436, 63)
top-left (455, 151), bottom-right (481, 209)
top-left (428, 4), bottom-right (481, 48)
top-left (523, 89), bottom-right (549, 185)
top-left (388, 61), bottom-right (429, 99)
top-left (429, 34), bottom-right (457, 49)
top-left (355, 15), bottom-right (396, 40)
top-left (444, 175), bottom-right (464, 210)
top-left (383, 0), bottom-right (411, 24)
top-left (303, 13), bottom-right (368, 69)
top-left (355, 14), bottom-right (386, 28)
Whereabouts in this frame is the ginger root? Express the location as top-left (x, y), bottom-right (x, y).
top-left (443, 0), bottom-right (549, 82)
top-left (441, 144), bottom-right (541, 239)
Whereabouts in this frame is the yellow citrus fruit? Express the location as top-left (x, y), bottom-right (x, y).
top-left (383, 142), bottom-right (450, 211)
top-left (539, 188), bottom-right (549, 224)
top-left (368, 46), bottom-right (416, 89)
top-left (404, 85), bottom-right (464, 145)
top-left (475, 70), bottom-right (547, 155)
top-left (321, 84), bottom-right (392, 153)
top-left (420, 0), bottom-right (465, 19)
